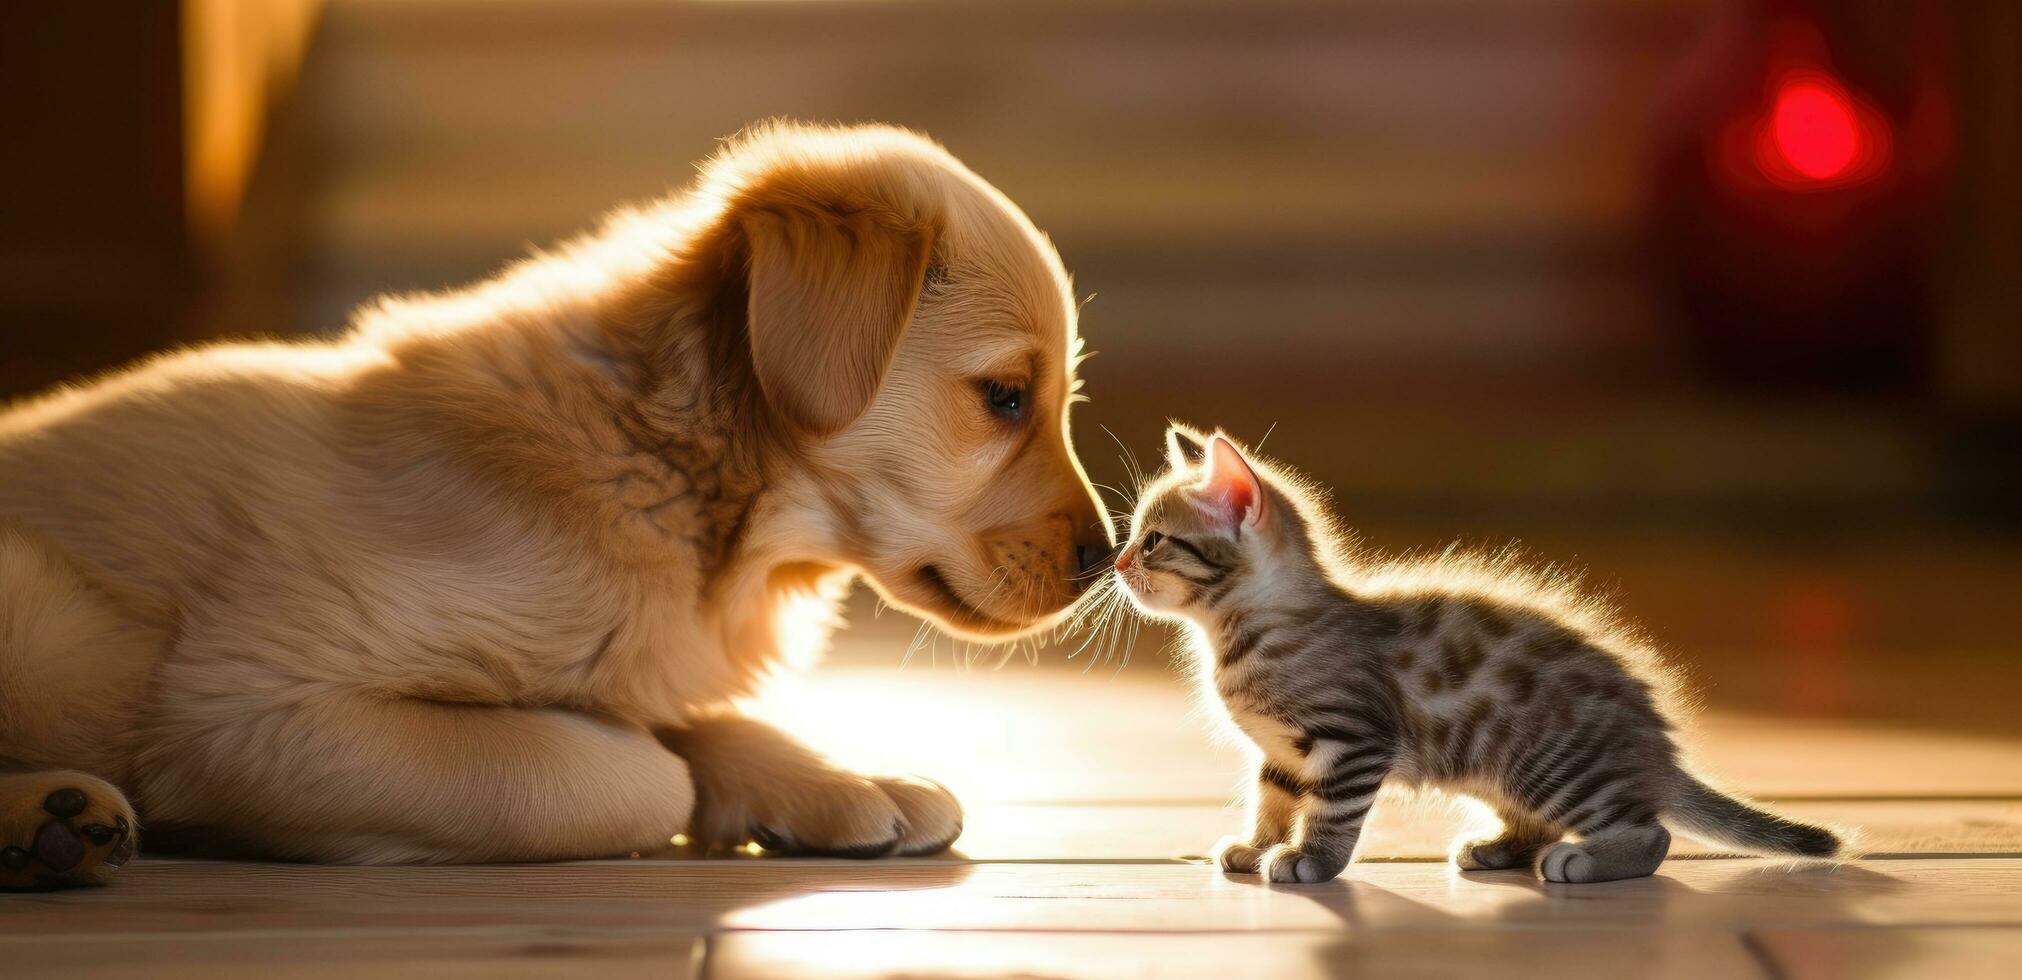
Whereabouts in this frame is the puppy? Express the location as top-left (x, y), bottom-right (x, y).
top-left (0, 122), bottom-right (1109, 888)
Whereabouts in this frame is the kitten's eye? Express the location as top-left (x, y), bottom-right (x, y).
top-left (981, 380), bottom-right (1026, 421)
top-left (1141, 531), bottom-right (1165, 554)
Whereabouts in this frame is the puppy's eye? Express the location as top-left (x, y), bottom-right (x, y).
top-left (981, 380), bottom-right (1026, 421)
top-left (1141, 531), bottom-right (1165, 555)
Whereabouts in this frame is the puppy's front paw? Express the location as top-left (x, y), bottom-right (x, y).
top-left (744, 774), bottom-right (905, 859)
top-left (872, 776), bottom-right (962, 856)
top-left (1, 772), bottom-right (137, 891)
top-left (1263, 843), bottom-right (1346, 884)
top-left (1213, 835), bottom-right (1267, 874)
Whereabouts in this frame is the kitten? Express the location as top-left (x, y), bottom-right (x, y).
top-left (1114, 426), bottom-right (1840, 884)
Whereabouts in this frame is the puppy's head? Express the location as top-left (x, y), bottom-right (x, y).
top-left (702, 124), bottom-right (1110, 639)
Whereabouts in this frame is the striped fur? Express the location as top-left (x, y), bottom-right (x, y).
top-left (1115, 426), bottom-right (1841, 884)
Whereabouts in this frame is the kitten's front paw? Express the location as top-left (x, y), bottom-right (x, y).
top-left (1263, 843), bottom-right (1346, 884)
top-left (1455, 835), bottom-right (1550, 872)
top-left (1213, 835), bottom-right (1267, 874)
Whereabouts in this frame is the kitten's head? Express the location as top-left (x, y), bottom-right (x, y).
top-left (1113, 424), bottom-right (1311, 622)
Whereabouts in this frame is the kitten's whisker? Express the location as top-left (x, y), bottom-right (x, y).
top-left (1064, 583), bottom-right (1114, 663)
top-left (1114, 601), bottom-right (1145, 674)
top-left (1064, 576), bottom-right (1118, 631)
top-left (1099, 424), bottom-right (1148, 499)
top-left (1094, 587), bottom-right (1130, 672)
top-left (1075, 587), bottom-right (1120, 674)
top-left (1115, 593), bottom-right (1142, 668)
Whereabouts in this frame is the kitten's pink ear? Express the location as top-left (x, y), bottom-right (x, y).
top-left (1197, 435), bottom-right (1266, 530)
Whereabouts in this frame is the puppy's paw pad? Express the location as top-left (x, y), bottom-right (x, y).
top-left (1, 777), bottom-right (136, 891)
top-left (43, 789), bottom-right (87, 818)
top-left (33, 820), bottom-right (86, 871)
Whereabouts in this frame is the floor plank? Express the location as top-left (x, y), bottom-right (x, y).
top-left (4, 673), bottom-right (2014, 976)
top-left (1749, 926), bottom-right (2022, 980)
top-left (709, 929), bottom-right (1767, 979)
top-left (935, 798), bottom-right (2022, 862)
top-left (7, 859), bottom-right (2014, 937)
top-left (714, 859), bottom-right (2022, 933)
top-left (1, 932), bottom-right (702, 980)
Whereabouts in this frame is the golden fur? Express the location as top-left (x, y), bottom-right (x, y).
top-left (0, 122), bottom-right (1106, 885)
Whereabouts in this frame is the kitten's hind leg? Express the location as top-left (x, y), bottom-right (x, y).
top-left (1538, 822), bottom-right (1670, 884)
top-left (1454, 811), bottom-right (1563, 872)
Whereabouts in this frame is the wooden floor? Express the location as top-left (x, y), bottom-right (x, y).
top-left (6, 669), bottom-right (2019, 978)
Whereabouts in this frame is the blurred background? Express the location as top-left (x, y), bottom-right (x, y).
top-left (1, 0), bottom-right (2016, 753)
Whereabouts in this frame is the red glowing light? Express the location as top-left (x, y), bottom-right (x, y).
top-left (1738, 68), bottom-right (1892, 190)
top-left (1742, 69), bottom-right (1893, 191)
top-left (1771, 81), bottom-right (1859, 179)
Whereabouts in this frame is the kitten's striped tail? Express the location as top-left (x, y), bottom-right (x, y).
top-left (1665, 777), bottom-right (1841, 858)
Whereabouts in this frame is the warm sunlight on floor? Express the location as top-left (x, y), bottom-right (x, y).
top-left (12, 660), bottom-right (2021, 977)
top-left (740, 663), bottom-right (1245, 808)
top-left (737, 660), bottom-right (2022, 862)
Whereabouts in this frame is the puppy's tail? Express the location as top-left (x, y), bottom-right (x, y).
top-left (1665, 775), bottom-right (1841, 858)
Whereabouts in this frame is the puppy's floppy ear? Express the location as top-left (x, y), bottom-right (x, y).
top-left (741, 203), bottom-right (935, 437)
top-left (1165, 425), bottom-right (1208, 470)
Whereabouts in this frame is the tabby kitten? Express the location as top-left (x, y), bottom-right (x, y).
top-left (1114, 426), bottom-right (1840, 884)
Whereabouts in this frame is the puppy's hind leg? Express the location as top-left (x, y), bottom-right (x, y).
top-left (137, 681), bottom-right (694, 864)
top-left (0, 524), bottom-right (156, 890)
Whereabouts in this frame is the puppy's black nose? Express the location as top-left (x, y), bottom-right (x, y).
top-left (1072, 533), bottom-right (1112, 588)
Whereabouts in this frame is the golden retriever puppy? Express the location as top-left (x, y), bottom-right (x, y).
top-left (0, 122), bottom-right (1109, 889)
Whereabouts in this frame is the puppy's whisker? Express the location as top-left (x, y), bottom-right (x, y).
top-left (974, 566), bottom-right (1013, 611)
top-left (901, 617), bottom-right (935, 670)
